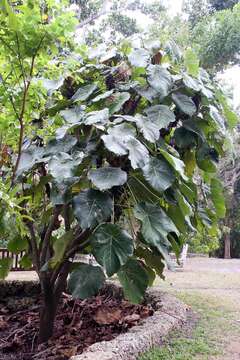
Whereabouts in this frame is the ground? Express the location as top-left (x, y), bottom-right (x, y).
top-left (7, 257), bottom-right (240, 360)
top-left (140, 257), bottom-right (240, 360)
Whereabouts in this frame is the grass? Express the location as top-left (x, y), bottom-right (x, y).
top-left (138, 291), bottom-right (240, 360)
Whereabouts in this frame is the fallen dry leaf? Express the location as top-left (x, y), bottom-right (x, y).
top-left (93, 307), bottom-right (122, 325)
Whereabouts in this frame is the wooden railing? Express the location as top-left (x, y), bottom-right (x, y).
top-left (0, 249), bottom-right (33, 271)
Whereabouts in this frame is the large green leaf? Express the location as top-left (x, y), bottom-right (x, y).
top-left (135, 114), bottom-right (160, 143)
top-left (60, 106), bottom-right (85, 124)
top-left (147, 65), bottom-right (173, 99)
top-left (183, 74), bottom-right (201, 92)
top-left (68, 263), bottom-right (105, 299)
top-left (210, 178), bottom-right (226, 218)
top-left (145, 105), bottom-right (176, 129)
top-left (91, 223), bottom-right (133, 276)
top-left (44, 136), bottom-right (77, 156)
top-left (143, 157), bottom-right (175, 192)
top-left (71, 83), bottom-right (98, 103)
top-left (0, 258), bottom-right (12, 280)
top-left (128, 48), bottom-right (150, 68)
top-left (102, 123), bottom-right (136, 156)
top-left (83, 108), bottom-right (109, 126)
top-left (48, 152), bottom-right (84, 182)
top-left (118, 259), bottom-right (149, 303)
top-left (174, 127), bottom-right (197, 148)
top-left (172, 93), bottom-right (196, 116)
top-left (136, 85), bottom-right (158, 102)
top-left (125, 137), bottom-right (149, 169)
top-left (73, 189), bottom-right (113, 229)
top-left (88, 167), bottom-right (127, 190)
top-left (134, 202), bottom-right (179, 259)
top-left (16, 146), bottom-right (45, 176)
top-left (108, 92), bottom-right (130, 115)
top-left (116, 114), bottom-right (160, 143)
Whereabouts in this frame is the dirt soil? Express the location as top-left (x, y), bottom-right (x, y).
top-left (0, 286), bottom-right (154, 360)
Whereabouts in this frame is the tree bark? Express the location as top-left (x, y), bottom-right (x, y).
top-left (224, 233), bottom-right (231, 259)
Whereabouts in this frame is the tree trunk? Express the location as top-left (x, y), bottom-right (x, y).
top-left (38, 284), bottom-right (58, 344)
top-left (224, 233), bottom-right (231, 259)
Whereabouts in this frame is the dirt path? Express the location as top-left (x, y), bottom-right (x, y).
top-left (156, 257), bottom-right (240, 360)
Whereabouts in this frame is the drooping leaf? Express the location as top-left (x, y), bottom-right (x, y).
top-left (210, 178), bottom-right (226, 218)
top-left (88, 167), bottom-right (127, 190)
top-left (128, 48), bottom-right (150, 68)
top-left (135, 246), bottom-right (165, 279)
top-left (160, 149), bottom-right (187, 180)
top-left (118, 259), bottom-right (149, 304)
top-left (73, 189), bottom-right (113, 229)
top-left (0, 258), bottom-right (12, 280)
top-left (145, 105), bottom-right (176, 129)
top-left (68, 263), bottom-right (105, 299)
top-left (71, 83), bottom-right (98, 103)
top-left (91, 224), bottom-right (133, 276)
top-left (143, 156), bottom-right (175, 192)
top-left (125, 137), bottom-right (149, 169)
top-left (134, 202), bottom-right (179, 259)
top-left (147, 65), bottom-right (173, 99)
top-left (172, 93), bottom-right (197, 116)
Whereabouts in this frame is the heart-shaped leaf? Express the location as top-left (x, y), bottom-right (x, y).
top-left (147, 65), bottom-right (173, 99)
top-left (118, 259), bottom-right (149, 303)
top-left (68, 263), bottom-right (105, 299)
top-left (143, 156), bottom-right (175, 192)
top-left (91, 223), bottom-right (133, 276)
top-left (73, 189), bottom-right (113, 229)
top-left (172, 93), bottom-right (196, 116)
top-left (88, 167), bottom-right (127, 190)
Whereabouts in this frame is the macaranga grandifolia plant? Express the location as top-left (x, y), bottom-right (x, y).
top-left (0, 0), bottom-right (236, 344)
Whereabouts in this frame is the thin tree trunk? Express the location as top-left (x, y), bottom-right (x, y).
top-left (224, 233), bottom-right (231, 259)
top-left (38, 281), bottom-right (58, 343)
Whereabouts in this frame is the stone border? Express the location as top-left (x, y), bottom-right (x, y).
top-left (71, 289), bottom-right (187, 360)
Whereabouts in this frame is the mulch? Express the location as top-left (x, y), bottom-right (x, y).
top-left (0, 286), bottom-right (154, 360)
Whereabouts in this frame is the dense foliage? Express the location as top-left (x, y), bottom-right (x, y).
top-left (0, 0), bottom-right (236, 343)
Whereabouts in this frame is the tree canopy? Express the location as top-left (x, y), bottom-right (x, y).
top-left (0, 0), bottom-right (237, 344)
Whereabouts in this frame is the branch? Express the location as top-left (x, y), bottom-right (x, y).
top-left (50, 229), bottom-right (91, 285)
top-left (40, 206), bottom-right (62, 267)
top-left (25, 221), bottom-right (40, 273)
top-left (11, 35), bottom-right (45, 183)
